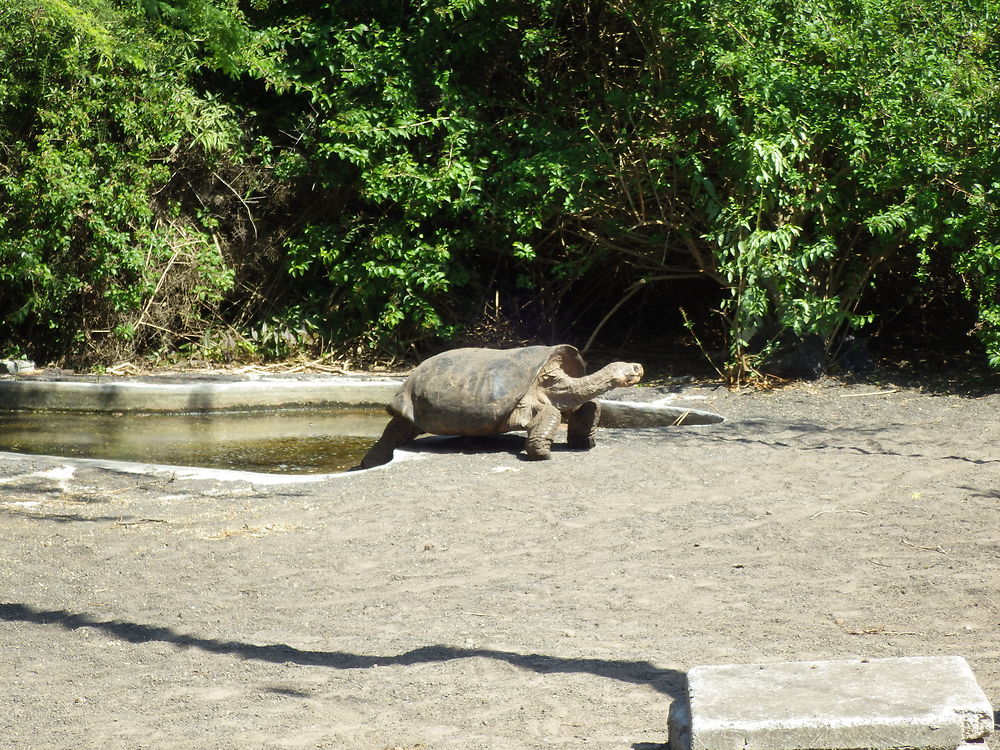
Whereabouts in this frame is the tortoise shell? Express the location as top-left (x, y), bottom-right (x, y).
top-left (388, 345), bottom-right (585, 436)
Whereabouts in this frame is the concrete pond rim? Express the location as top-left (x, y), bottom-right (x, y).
top-left (0, 376), bottom-right (725, 482)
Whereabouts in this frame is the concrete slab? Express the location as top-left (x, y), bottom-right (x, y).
top-left (595, 398), bottom-right (724, 426)
top-left (670, 656), bottom-right (994, 750)
top-left (0, 376), bottom-right (402, 411)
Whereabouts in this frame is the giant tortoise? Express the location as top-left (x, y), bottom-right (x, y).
top-left (359, 345), bottom-right (643, 468)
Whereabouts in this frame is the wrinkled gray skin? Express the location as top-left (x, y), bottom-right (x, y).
top-left (360, 345), bottom-right (643, 468)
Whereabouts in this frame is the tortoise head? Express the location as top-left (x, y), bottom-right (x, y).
top-left (605, 361), bottom-right (644, 387)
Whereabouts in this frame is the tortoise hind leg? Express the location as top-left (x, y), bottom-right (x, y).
top-left (525, 403), bottom-right (562, 460)
top-left (567, 400), bottom-right (601, 450)
top-left (359, 416), bottom-right (420, 469)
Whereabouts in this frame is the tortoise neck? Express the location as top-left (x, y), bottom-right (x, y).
top-left (543, 365), bottom-right (621, 408)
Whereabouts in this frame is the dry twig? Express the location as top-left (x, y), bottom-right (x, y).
top-left (809, 508), bottom-right (870, 520)
top-left (839, 389), bottom-right (899, 397)
top-left (829, 615), bottom-right (921, 636)
top-left (902, 538), bottom-right (949, 555)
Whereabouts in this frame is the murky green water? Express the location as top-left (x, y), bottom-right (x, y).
top-left (0, 408), bottom-right (389, 474)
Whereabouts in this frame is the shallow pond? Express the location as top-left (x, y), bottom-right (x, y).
top-left (0, 399), bottom-right (724, 475)
top-left (0, 408), bottom-right (390, 474)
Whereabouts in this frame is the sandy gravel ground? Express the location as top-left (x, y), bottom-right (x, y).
top-left (0, 378), bottom-right (998, 750)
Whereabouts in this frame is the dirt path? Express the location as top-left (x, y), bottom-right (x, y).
top-left (1, 379), bottom-right (998, 749)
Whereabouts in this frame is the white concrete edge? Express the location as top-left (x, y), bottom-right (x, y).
top-left (1, 378), bottom-right (726, 425)
top-left (596, 398), bottom-right (725, 426)
top-left (2, 376), bottom-right (402, 390)
top-left (0, 448), bottom-right (426, 486)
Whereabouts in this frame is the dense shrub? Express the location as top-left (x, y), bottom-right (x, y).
top-left (1, 0), bottom-right (999, 376)
top-left (262, 0), bottom-right (1000, 371)
top-left (0, 0), bottom-right (250, 363)
top-left (687, 0), bottom-right (1000, 373)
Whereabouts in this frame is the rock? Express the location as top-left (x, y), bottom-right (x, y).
top-left (0, 359), bottom-right (36, 375)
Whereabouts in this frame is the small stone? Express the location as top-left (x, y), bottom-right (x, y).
top-left (0, 359), bottom-right (36, 374)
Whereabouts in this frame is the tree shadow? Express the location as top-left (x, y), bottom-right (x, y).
top-left (961, 485), bottom-right (1000, 501)
top-left (0, 478), bottom-right (74, 498)
top-left (0, 602), bottom-right (686, 699)
top-left (859, 356), bottom-right (1000, 398)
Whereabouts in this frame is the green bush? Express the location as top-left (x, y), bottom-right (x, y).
top-left (2, 0), bottom-right (999, 376)
top-left (263, 0), bottom-right (1000, 372)
top-left (266, 1), bottom-right (608, 356)
top-left (686, 0), bottom-right (1000, 374)
top-left (0, 0), bottom-right (248, 363)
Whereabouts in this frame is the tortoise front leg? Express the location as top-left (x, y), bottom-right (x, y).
top-left (359, 415), bottom-right (420, 469)
top-left (567, 400), bottom-right (601, 450)
top-left (525, 403), bottom-right (562, 460)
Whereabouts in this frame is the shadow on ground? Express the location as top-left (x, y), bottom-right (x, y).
top-left (0, 602), bottom-right (685, 699)
top-left (406, 433), bottom-right (525, 458)
top-left (397, 433), bottom-right (591, 462)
